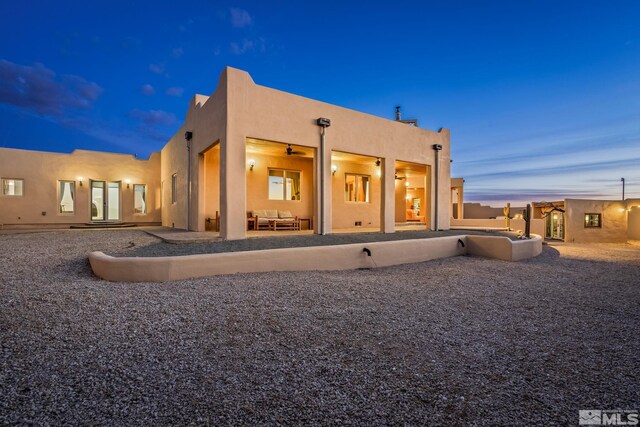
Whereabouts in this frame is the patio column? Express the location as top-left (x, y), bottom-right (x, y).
top-left (220, 133), bottom-right (247, 240)
top-left (381, 157), bottom-right (395, 233)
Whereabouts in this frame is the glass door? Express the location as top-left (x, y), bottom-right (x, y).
top-left (107, 182), bottom-right (120, 221)
top-left (549, 212), bottom-right (564, 240)
top-left (91, 180), bottom-right (120, 221)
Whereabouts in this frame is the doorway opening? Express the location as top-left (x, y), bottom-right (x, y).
top-left (547, 212), bottom-right (565, 239)
top-left (91, 180), bottom-right (121, 222)
top-left (245, 138), bottom-right (315, 233)
top-left (330, 151), bottom-right (382, 233)
top-left (394, 160), bottom-right (430, 229)
top-left (201, 142), bottom-right (221, 232)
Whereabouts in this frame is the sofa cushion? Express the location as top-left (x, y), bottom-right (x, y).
top-left (266, 209), bottom-right (278, 218)
top-left (252, 209), bottom-right (267, 218)
top-left (278, 210), bottom-right (293, 219)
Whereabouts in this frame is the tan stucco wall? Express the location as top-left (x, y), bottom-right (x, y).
top-left (466, 234), bottom-right (542, 262)
top-left (166, 67), bottom-right (451, 239)
top-left (89, 234), bottom-right (542, 282)
top-left (628, 205), bottom-right (640, 240)
top-left (161, 86), bottom-right (226, 231)
top-left (0, 147), bottom-right (160, 227)
top-left (564, 199), bottom-right (630, 243)
top-left (160, 132), bottom-right (188, 229)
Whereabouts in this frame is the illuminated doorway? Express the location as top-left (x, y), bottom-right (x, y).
top-left (90, 180), bottom-right (120, 221)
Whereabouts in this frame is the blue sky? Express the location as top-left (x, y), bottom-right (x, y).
top-left (1, 1), bottom-right (638, 206)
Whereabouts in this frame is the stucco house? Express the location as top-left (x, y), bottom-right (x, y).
top-left (533, 199), bottom-right (640, 243)
top-left (0, 67), bottom-right (453, 240)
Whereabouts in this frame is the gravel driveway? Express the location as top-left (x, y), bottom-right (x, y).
top-left (1, 229), bottom-right (639, 426)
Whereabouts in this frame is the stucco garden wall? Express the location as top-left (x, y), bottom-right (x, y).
top-left (89, 234), bottom-right (543, 282)
top-left (0, 148), bottom-right (161, 228)
top-left (451, 218), bottom-right (545, 237)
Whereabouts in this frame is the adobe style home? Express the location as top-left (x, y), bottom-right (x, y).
top-left (0, 67), bottom-right (453, 240)
top-left (533, 199), bottom-right (640, 243)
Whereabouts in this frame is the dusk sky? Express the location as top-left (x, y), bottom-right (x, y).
top-left (1, 1), bottom-right (638, 206)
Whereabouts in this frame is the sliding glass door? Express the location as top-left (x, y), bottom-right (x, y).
top-left (91, 180), bottom-right (120, 221)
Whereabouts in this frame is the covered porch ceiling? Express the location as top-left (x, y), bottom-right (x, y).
top-left (246, 137), bottom-right (314, 159)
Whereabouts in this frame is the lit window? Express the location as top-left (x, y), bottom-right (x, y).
top-left (345, 174), bottom-right (370, 203)
top-left (2, 178), bottom-right (23, 196)
top-left (134, 184), bottom-right (146, 214)
top-left (171, 174), bottom-right (177, 204)
top-left (584, 213), bottom-right (601, 228)
top-left (268, 169), bottom-right (301, 201)
top-left (58, 181), bottom-right (75, 213)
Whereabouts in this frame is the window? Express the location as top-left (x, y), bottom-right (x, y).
top-left (345, 174), bottom-right (370, 203)
top-left (58, 181), bottom-right (75, 213)
top-left (268, 169), bottom-right (301, 201)
top-left (2, 178), bottom-right (23, 196)
top-left (171, 174), bottom-right (177, 204)
top-left (134, 184), bottom-right (146, 214)
top-left (584, 213), bottom-right (601, 228)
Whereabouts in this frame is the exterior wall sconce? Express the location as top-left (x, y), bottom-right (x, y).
top-left (125, 179), bottom-right (131, 189)
top-left (331, 165), bottom-right (338, 175)
top-left (77, 177), bottom-right (84, 186)
top-left (248, 159), bottom-right (255, 171)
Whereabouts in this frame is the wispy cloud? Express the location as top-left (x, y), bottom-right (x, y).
top-left (453, 116), bottom-right (640, 204)
top-left (165, 87), bottom-right (183, 97)
top-left (129, 109), bottom-right (177, 126)
top-left (171, 47), bottom-right (184, 59)
top-left (0, 59), bottom-right (102, 116)
top-left (140, 84), bottom-right (155, 96)
top-left (230, 39), bottom-right (254, 55)
top-left (230, 37), bottom-right (266, 55)
top-left (230, 8), bottom-right (252, 28)
top-left (149, 63), bottom-right (166, 75)
top-left (463, 157), bottom-right (640, 181)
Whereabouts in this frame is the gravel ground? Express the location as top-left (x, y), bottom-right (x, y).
top-left (1, 229), bottom-right (639, 426)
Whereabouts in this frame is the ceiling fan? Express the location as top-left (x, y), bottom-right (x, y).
top-left (286, 144), bottom-right (306, 156)
top-left (395, 170), bottom-right (406, 180)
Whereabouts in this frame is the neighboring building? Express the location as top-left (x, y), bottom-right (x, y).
top-left (0, 67), bottom-right (453, 239)
top-left (533, 199), bottom-right (640, 243)
top-left (452, 202), bottom-right (527, 220)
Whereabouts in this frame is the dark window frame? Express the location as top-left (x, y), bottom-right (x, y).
top-left (584, 213), bottom-right (602, 228)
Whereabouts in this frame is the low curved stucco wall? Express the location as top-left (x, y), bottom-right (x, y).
top-left (89, 234), bottom-right (543, 282)
top-left (466, 234), bottom-right (542, 261)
